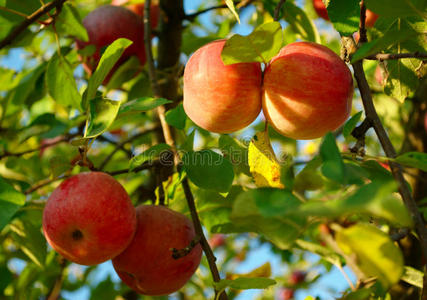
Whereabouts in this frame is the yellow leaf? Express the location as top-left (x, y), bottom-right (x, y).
top-left (248, 131), bottom-right (284, 188)
top-left (228, 262), bottom-right (272, 280)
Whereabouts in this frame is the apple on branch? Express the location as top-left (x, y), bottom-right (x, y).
top-left (76, 5), bottom-right (146, 83)
top-left (112, 205), bottom-right (202, 295)
top-left (183, 39), bottom-right (262, 133)
top-left (111, 0), bottom-right (160, 30)
top-left (262, 41), bottom-right (353, 140)
top-left (42, 172), bottom-right (137, 265)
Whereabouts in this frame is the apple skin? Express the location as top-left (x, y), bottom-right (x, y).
top-left (183, 39), bottom-right (262, 133)
top-left (112, 205), bottom-right (202, 296)
top-left (42, 172), bottom-right (137, 266)
top-left (76, 5), bottom-right (146, 82)
top-left (312, 0), bottom-right (378, 27)
top-left (262, 42), bottom-right (353, 140)
top-left (111, 0), bottom-right (160, 29)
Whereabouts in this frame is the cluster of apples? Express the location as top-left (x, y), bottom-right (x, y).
top-left (42, 172), bottom-right (202, 295)
top-left (183, 39), bottom-right (354, 140)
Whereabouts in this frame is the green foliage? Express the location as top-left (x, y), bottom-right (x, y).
top-left (327, 0), bottom-right (360, 36)
top-left (0, 177), bottom-right (25, 231)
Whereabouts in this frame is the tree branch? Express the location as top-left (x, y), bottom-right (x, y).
top-left (144, 1), bottom-right (227, 297)
top-left (184, 4), bottom-right (228, 20)
top-left (365, 52), bottom-right (427, 61)
top-left (0, 0), bottom-right (68, 50)
top-left (273, 0), bottom-right (287, 21)
top-left (352, 51), bottom-right (427, 298)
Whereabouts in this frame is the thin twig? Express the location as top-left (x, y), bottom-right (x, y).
top-left (0, 135), bottom-right (74, 160)
top-left (273, 0), bottom-right (286, 21)
top-left (365, 52), bottom-right (427, 61)
top-left (358, 0), bottom-right (368, 44)
top-left (98, 126), bottom-right (158, 170)
top-left (107, 160), bottom-right (161, 176)
top-left (184, 4), bottom-right (228, 20)
top-left (171, 235), bottom-right (202, 259)
top-left (0, 0), bottom-right (68, 50)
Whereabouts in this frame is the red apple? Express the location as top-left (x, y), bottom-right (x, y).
top-left (112, 205), bottom-right (202, 295)
top-left (111, 0), bottom-right (160, 29)
top-left (375, 64), bottom-right (387, 86)
top-left (183, 39), bottom-right (262, 133)
top-left (289, 270), bottom-right (306, 285)
top-left (76, 5), bottom-right (146, 83)
top-left (262, 42), bottom-right (353, 140)
top-left (208, 234), bottom-right (226, 249)
top-left (278, 287), bottom-right (295, 300)
top-left (42, 172), bottom-right (136, 265)
top-left (312, 0), bottom-right (378, 27)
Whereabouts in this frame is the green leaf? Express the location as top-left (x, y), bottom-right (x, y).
top-left (10, 63), bottom-right (46, 106)
top-left (282, 2), bottom-right (321, 43)
top-left (55, 3), bottom-right (88, 42)
top-left (320, 133), bottom-right (346, 184)
top-left (221, 22), bottom-right (283, 64)
top-left (401, 266), bottom-right (423, 288)
top-left (395, 152), bottom-right (427, 171)
top-left (118, 97), bottom-right (172, 117)
top-left (224, 0), bottom-right (240, 23)
top-left (129, 143), bottom-right (171, 171)
top-left (365, 0), bottom-right (427, 18)
top-left (46, 55), bottom-right (81, 110)
top-left (327, 0), bottom-right (360, 36)
top-left (385, 58), bottom-right (422, 103)
top-left (0, 266), bottom-right (13, 292)
top-left (219, 135), bottom-right (250, 176)
top-left (85, 98), bottom-right (121, 138)
top-left (105, 56), bottom-right (141, 91)
top-left (84, 38), bottom-right (133, 104)
top-left (165, 104), bottom-right (187, 130)
top-left (10, 217), bottom-right (47, 268)
top-left (180, 129), bottom-right (195, 152)
top-left (214, 277), bottom-right (276, 291)
top-left (231, 189), bottom-right (306, 249)
top-left (343, 111), bottom-right (363, 139)
top-left (253, 188), bottom-right (301, 218)
top-left (336, 224), bottom-right (404, 288)
top-left (183, 150), bottom-right (234, 193)
top-left (351, 20), bottom-right (418, 63)
top-left (0, 177), bottom-right (25, 231)
top-left (49, 156), bottom-right (71, 178)
top-left (89, 276), bottom-right (117, 300)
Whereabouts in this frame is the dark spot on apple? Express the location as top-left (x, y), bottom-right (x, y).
top-left (72, 229), bottom-right (83, 241)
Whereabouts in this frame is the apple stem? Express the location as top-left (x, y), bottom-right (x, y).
top-left (171, 235), bottom-right (202, 259)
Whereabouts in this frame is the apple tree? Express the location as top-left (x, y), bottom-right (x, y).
top-left (0, 0), bottom-right (426, 299)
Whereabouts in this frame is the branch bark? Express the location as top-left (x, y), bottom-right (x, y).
top-left (365, 52), bottom-right (427, 61)
top-left (0, 0), bottom-right (67, 50)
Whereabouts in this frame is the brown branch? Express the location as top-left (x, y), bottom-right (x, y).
top-left (144, 1), bottom-right (227, 297)
top-left (358, 1), bottom-right (368, 44)
top-left (350, 118), bottom-right (373, 156)
top-left (0, 134), bottom-right (76, 160)
top-left (365, 52), bottom-right (427, 61)
top-left (352, 52), bottom-right (427, 298)
top-left (107, 159), bottom-right (161, 176)
top-left (46, 257), bottom-right (67, 300)
top-left (184, 4), bottom-right (228, 20)
top-left (0, 0), bottom-right (68, 50)
top-left (171, 235), bottom-right (201, 259)
top-left (98, 126), bottom-right (158, 170)
top-left (273, 0), bottom-right (287, 21)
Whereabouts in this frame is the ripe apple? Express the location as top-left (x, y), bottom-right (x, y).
top-left (112, 205), bottom-right (202, 295)
top-left (312, 0), bottom-right (378, 27)
top-left (183, 39), bottom-right (262, 133)
top-left (289, 270), bottom-right (306, 285)
top-left (262, 41), bottom-right (353, 140)
top-left (208, 234), bottom-right (226, 249)
top-left (278, 287), bottom-right (295, 300)
top-left (42, 172), bottom-right (137, 265)
top-left (76, 5), bottom-right (146, 83)
top-left (111, 0), bottom-right (160, 29)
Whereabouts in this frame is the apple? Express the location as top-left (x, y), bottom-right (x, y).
top-left (111, 0), bottom-right (160, 30)
top-left (262, 41), bottom-right (353, 140)
top-left (375, 64), bottom-right (387, 86)
top-left (289, 270), bottom-right (306, 285)
top-left (278, 287), bottom-right (295, 300)
top-left (112, 205), bottom-right (202, 295)
top-left (183, 39), bottom-right (262, 133)
top-left (76, 5), bottom-right (146, 83)
top-left (42, 172), bottom-right (137, 265)
top-left (208, 234), bottom-right (226, 249)
top-left (312, 0), bottom-right (378, 27)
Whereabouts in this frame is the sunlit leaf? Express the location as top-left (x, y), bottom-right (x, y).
top-left (401, 266), bottom-right (423, 288)
top-left (214, 277), bottom-right (276, 291)
top-left (337, 224), bottom-right (404, 288)
top-left (327, 0), bottom-right (360, 36)
top-left (165, 103), bottom-right (187, 130)
top-left (222, 22), bottom-right (283, 64)
top-left (85, 98), bottom-right (121, 138)
top-left (395, 152), bottom-right (427, 171)
top-left (248, 132), bottom-right (284, 188)
top-left (118, 97), bottom-right (171, 117)
top-left (0, 177), bottom-right (25, 231)
top-left (129, 143), bottom-right (171, 171)
top-left (320, 133), bottom-right (346, 184)
top-left (224, 0), bottom-right (240, 23)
